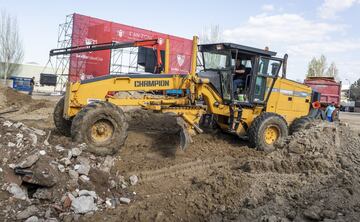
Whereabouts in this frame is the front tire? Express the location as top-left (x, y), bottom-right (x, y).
top-left (71, 101), bottom-right (128, 156)
top-left (248, 113), bottom-right (288, 152)
top-left (53, 97), bottom-right (72, 137)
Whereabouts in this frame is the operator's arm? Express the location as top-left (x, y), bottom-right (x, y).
top-left (235, 69), bottom-right (245, 74)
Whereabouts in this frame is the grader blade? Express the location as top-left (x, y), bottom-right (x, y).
top-left (177, 117), bottom-right (193, 150)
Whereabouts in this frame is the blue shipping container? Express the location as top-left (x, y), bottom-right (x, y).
top-left (10, 77), bottom-right (32, 92)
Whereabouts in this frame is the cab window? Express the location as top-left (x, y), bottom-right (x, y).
top-left (254, 58), bottom-right (281, 102)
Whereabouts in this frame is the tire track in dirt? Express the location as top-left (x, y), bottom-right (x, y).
top-left (129, 158), bottom-right (241, 182)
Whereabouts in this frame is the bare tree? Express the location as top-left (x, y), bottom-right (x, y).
top-left (306, 55), bottom-right (339, 79)
top-left (307, 55), bottom-right (327, 77)
top-left (325, 62), bottom-right (339, 79)
top-left (199, 25), bottom-right (223, 69)
top-left (199, 25), bottom-right (222, 44)
top-left (0, 10), bottom-right (24, 80)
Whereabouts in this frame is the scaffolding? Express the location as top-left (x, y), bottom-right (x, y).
top-left (110, 47), bottom-right (144, 74)
top-left (53, 14), bottom-right (154, 92)
top-left (53, 14), bottom-right (73, 92)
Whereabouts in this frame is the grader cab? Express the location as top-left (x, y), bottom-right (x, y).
top-left (52, 36), bottom-right (321, 155)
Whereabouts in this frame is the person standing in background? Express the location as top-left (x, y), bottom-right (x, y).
top-left (325, 102), bottom-right (336, 122)
top-left (29, 77), bottom-right (35, 96)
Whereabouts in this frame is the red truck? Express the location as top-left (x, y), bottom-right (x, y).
top-left (304, 77), bottom-right (341, 106)
top-left (304, 76), bottom-right (341, 120)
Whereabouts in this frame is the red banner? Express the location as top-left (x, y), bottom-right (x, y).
top-left (69, 13), bottom-right (193, 82)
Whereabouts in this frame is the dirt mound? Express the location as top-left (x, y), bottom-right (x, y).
top-left (0, 84), bottom-right (33, 107)
top-left (0, 85), bottom-right (52, 110)
top-left (0, 85), bottom-right (55, 128)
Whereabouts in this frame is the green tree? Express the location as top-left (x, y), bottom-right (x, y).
top-left (306, 55), bottom-right (338, 78)
top-left (349, 78), bottom-right (360, 101)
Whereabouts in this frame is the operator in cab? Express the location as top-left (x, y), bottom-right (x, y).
top-left (233, 59), bottom-right (246, 101)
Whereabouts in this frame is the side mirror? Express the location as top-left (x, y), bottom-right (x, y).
top-left (282, 54), bottom-right (288, 78)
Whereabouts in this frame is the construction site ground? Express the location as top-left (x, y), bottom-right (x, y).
top-left (339, 112), bottom-right (360, 131)
top-left (1, 87), bottom-right (360, 222)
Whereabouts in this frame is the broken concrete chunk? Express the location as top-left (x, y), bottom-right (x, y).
top-left (74, 164), bottom-right (90, 176)
top-left (29, 133), bottom-right (38, 146)
top-left (60, 158), bottom-right (71, 166)
top-left (68, 170), bottom-right (79, 180)
top-left (119, 197), bottom-right (131, 204)
top-left (78, 143), bottom-right (87, 150)
top-left (8, 142), bottom-right (16, 147)
top-left (71, 196), bottom-right (98, 214)
top-left (58, 164), bottom-right (65, 173)
top-left (16, 205), bottom-right (39, 220)
top-left (105, 198), bottom-right (116, 209)
top-left (22, 161), bottom-right (58, 187)
top-left (12, 122), bottom-right (24, 128)
top-left (33, 188), bottom-right (52, 200)
top-left (55, 145), bottom-right (65, 152)
top-left (25, 216), bottom-right (39, 222)
top-left (39, 150), bottom-right (46, 156)
top-left (16, 154), bottom-right (40, 169)
top-left (109, 180), bottom-right (116, 189)
top-left (77, 156), bottom-right (90, 166)
top-left (16, 133), bottom-right (24, 147)
top-left (44, 207), bottom-right (52, 218)
top-left (3, 120), bottom-right (13, 127)
top-left (102, 156), bottom-right (115, 173)
top-left (79, 175), bottom-right (90, 182)
top-left (71, 148), bottom-right (82, 157)
top-left (6, 183), bottom-right (27, 200)
top-left (29, 127), bottom-right (46, 136)
top-left (129, 175), bottom-right (139, 185)
top-left (78, 190), bottom-right (97, 199)
top-left (303, 205), bottom-right (321, 220)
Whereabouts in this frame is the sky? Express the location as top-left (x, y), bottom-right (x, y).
top-left (1, 0), bottom-right (360, 83)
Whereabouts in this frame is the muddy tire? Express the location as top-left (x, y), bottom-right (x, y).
top-left (248, 112), bottom-right (288, 152)
top-left (289, 117), bottom-right (314, 134)
top-left (53, 97), bottom-right (72, 137)
top-left (71, 101), bottom-right (128, 156)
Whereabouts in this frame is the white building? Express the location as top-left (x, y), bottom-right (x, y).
top-left (0, 62), bottom-right (67, 93)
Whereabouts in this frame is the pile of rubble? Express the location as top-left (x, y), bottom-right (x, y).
top-left (227, 121), bottom-right (360, 221)
top-left (0, 119), bottom-right (139, 221)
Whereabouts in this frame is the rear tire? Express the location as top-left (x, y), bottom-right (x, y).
top-left (289, 117), bottom-right (314, 134)
top-left (53, 97), bottom-right (72, 137)
top-left (71, 101), bottom-right (128, 156)
top-left (248, 112), bottom-right (288, 152)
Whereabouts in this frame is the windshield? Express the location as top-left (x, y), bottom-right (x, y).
top-left (203, 51), bottom-right (231, 70)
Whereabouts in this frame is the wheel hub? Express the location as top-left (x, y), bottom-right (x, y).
top-left (264, 126), bottom-right (280, 145)
top-left (91, 120), bottom-right (114, 143)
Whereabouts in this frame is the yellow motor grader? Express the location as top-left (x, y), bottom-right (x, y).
top-left (52, 37), bottom-right (321, 155)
